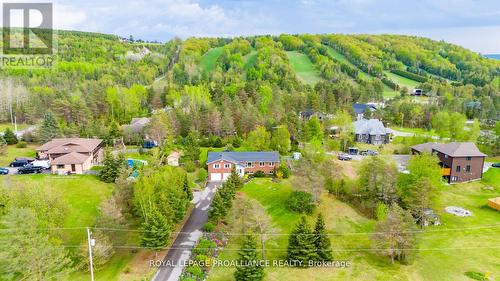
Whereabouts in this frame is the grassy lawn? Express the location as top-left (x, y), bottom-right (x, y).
top-left (199, 47), bottom-right (224, 74)
top-left (482, 168), bottom-right (499, 188)
top-left (392, 127), bottom-right (439, 137)
top-left (286, 51), bottom-right (322, 85)
top-left (0, 144), bottom-right (37, 166)
top-left (384, 71), bottom-right (421, 90)
top-left (0, 123), bottom-right (29, 132)
top-left (208, 176), bottom-right (500, 281)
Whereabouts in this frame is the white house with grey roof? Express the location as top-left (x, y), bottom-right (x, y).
top-left (353, 119), bottom-right (392, 145)
top-left (206, 151), bottom-right (280, 181)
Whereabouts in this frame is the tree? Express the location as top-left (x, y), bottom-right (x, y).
top-left (313, 213), bottom-right (332, 261)
top-left (99, 151), bottom-right (127, 183)
top-left (234, 234), bottom-right (265, 281)
top-left (182, 173), bottom-right (193, 201)
top-left (78, 231), bottom-right (114, 270)
top-left (431, 111), bottom-right (451, 139)
top-left (287, 216), bottom-right (318, 266)
top-left (141, 208), bottom-right (171, 256)
top-left (3, 128), bottom-right (17, 145)
top-left (303, 116), bottom-right (323, 142)
top-left (0, 136), bottom-right (7, 155)
top-left (371, 204), bottom-right (417, 264)
top-left (247, 126), bottom-right (270, 151)
top-left (270, 126), bottom-right (291, 155)
top-left (0, 208), bottom-right (73, 280)
top-left (40, 111), bottom-right (60, 143)
top-left (358, 156), bottom-right (399, 211)
top-left (146, 112), bottom-right (172, 146)
top-left (208, 192), bottom-right (227, 223)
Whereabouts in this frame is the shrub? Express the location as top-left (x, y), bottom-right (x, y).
top-left (185, 265), bottom-right (204, 280)
top-left (252, 171), bottom-right (266, 178)
top-left (184, 161), bottom-right (196, 173)
top-left (202, 222), bottom-right (216, 232)
top-left (193, 238), bottom-right (216, 256)
top-left (197, 168), bottom-right (208, 182)
top-left (15, 141), bottom-right (27, 148)
top-left (278, 163), bottom-right (290, 179)
top-left (180, 278), bottom-right (196, 281)
top-left (391, 69), bottom-right (428, 83)
top-left (464, 271), bottom-right (487, 281)
top-left (286, 191), bottom-right (315, 214)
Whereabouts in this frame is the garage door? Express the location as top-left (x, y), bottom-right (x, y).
top-left (222, 173), bottom-right (231, 181)
top-left (210, 173), bottom-right (222, 181)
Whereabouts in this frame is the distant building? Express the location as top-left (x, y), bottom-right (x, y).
top-left (37, 138), bottom-right (103, 174)
top-left (352, 103), bottom-right (376, 121)
top-left (207, 151), bottom-right (280, 181)
top-left (353, 119), bottom-right (391, 145)
top-left (122, 117), bottom-right (150, 135)
top-left (411, 89), bottom-right (425, 96)
top-left (411, 142), bottom-right (487, 183)
top-left (299, 110), bottom-right (332, 121)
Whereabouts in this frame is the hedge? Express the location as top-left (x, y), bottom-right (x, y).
top-left (390, 69), bottom-right (428, 83)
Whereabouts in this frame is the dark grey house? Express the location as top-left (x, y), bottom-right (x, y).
top-left (353, 119), bottom-right (391, 145)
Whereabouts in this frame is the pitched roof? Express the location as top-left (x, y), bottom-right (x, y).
top-left (37, 138), bottom-right (102, 152)
top-left (353, 119), bottom-right (387, 135)
top-left (411, 142), bottom-right (487, 157)
top-left (51, 152), bottom-right (90, 165)
top-left (353, 103), bottom-right (376, 114)
top-left (207, 151), bottom-right (280, 164)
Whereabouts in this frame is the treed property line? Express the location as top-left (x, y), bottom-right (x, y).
top-left (2, 223), bottom-right (500, 235)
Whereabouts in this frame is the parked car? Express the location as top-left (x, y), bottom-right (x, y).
top-left (0, 167), bottom-right (9, 175)
top-left (142, 139), bottom-right (158, 149)
top-left (492, 163), bottom-right (500, 168)
top-left (15, 157), bottom-right (35, 163)
top-left (9, 159), bottom-right (29, 167)
top-left (31, 160), bottom-right (51, 169)
top-left (338, 153), bottom-right (352, 161)
top-left (361, 150), bottom-right (379, 156)
top-left (17, 165), bottom-right (43, 174)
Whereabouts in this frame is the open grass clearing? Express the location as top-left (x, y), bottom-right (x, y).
top-left (384, 71), bottom-right (421, 90)
top-left (0, 144), bottom-right (37, 166)
top-left (199, 47), bottom-right (224, 74)
top-left (286, 51), bottom-right (322, 85)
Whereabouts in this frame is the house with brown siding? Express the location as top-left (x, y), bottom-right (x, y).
top-left (207, 152), bottom-right (280, 181)
top-left (411, 142), bottom-right (487, 183)
top-left (36, 138), bottom-right (104, 174)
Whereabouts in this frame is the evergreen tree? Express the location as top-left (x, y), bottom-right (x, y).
top-left (99, 151), bottom-right (126, 183)
top-left (287, 216), bottom-right (318, 266)
top-left (219, 181), bottom-right (235, 209)
top-left (40, 112), bottom-right (60, 143)
top-left (208, 192), bottom-right (227, 223)
top-left (313, 213), bottom-right (332, 261)
top-left (3, 128), bottom-right (18, 145)
top-left (182, 174), bottom-right (193, 201)
top-left (234, 234), bottom-right (265, 281)
top-left (227, 168), bottom-right (244, 189)
top-left (141, 208), bottom-right (171, 255)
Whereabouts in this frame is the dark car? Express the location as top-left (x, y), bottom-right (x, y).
top-left (17, 165), bottom-right (43, 174)
top-left (361, 150), bottom-right (379, 156)
top-left (9, 159), bottom-right (29, 167)
top-left (492, 163), bottom-right (500, 168)
top-left (338, 153), bottom-right (352, 161)
top-left (0, 167), bottom-right (9, 175)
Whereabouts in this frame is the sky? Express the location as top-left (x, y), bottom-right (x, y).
top-left (1, 0), bottom-right (500, 53)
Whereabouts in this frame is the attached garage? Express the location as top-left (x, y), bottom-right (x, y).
top-left (210, 173), bottom-right (222, 181)
top-left (222, 173), bottom-right (231, 181)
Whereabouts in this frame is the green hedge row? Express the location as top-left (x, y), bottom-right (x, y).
top-left (391, 69), bottom-right (428, 83)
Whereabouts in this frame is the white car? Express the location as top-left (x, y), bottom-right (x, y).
top-left (31, 160), bottom-right (51, 169)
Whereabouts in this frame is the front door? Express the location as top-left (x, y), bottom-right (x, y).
top-left (71, 164), bottom-right (76, 172)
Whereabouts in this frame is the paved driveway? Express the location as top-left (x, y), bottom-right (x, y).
top-left (152, 181), bottom-right (220, 281)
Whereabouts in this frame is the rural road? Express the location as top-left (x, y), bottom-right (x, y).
top-left (152, 181), bottom-right (220, 281)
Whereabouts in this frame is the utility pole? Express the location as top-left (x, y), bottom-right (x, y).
top-left (86, 227), bottom-right (95, 281)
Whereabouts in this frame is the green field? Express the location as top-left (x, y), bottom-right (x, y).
top-left (208, 177), bottom-right (500, 281)
top-left (0, 144), bottom-right (37, 166)
top-left (199, 47), bottom-right (224, 74)
top-left (324, 47), bottom-right (399, 99)
top-left (286, 51), bottom-right (322, 85)
top-left (384, 71), bottom-right (421, 90)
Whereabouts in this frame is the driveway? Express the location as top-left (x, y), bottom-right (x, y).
top-left (152, 181), bottom-right (220, 281)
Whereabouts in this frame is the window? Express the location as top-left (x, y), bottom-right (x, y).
top-left (259, 162), bottom-right (265, 167)
top-left (269, 170), bottom-right (274, 174)
top-left (224, 163), bottom-right (230, 169)
top-left (214, 164), bottom-right (220, 169)
top-left (451, 176), bottom-right (458, 182)
top-left (456, 165), bottom-right (461, 172)
top-left (247, 162), bottom-right (253, 167)
top-left (444, 154), bottom-right (448, 159)
top-left (269, 162), bottom-right (275, 167)
top-left (466, 165), bottom-right (471, 172)
top-left (466, 157), bottom-right (472, 161)
top-left (57, 164), bottom-right (65, 169)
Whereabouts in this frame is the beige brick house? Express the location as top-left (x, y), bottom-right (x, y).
top-left (36, 138), bottom-right (104, 174)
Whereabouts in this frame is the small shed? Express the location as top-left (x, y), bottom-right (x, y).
top-left (167, 151), bottom-right (181, 167)
top-left (292, 152), bottom-right (302, 160)
top-left (487, 197), bottom-right (500, 211)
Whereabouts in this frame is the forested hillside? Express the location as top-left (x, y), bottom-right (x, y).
top-left (1, 32), bottom-right (499, 141)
